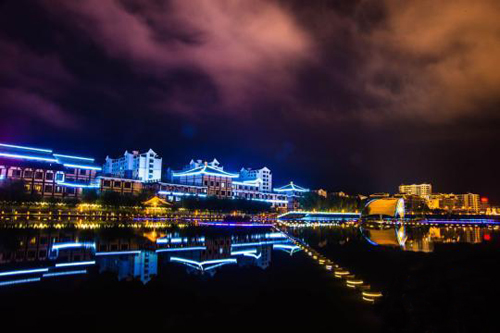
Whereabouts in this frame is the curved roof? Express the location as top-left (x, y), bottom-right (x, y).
top-left (274, 182), bottom-right (309, 193)
top-left (363, 198), bottom-right (405, 218)
top-left (172, 165), bottom-right (239, 178)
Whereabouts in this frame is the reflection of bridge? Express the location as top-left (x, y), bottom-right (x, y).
top-left (278, 211), bottom-right (360, 222)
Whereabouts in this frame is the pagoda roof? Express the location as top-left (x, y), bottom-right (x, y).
top-left (274, 182), bottom-right (309, 193)
top-left (172, 164), bottom-right (239, 178)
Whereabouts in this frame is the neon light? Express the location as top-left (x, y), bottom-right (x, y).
top-left (0, 153), bottom-right (57, 162)
top-left (55, 261), bottom-right (95, 268)
top-left (54, 154), bottom-right (94, 162)
top-left (170, 257), bottom-right (237, 271)
top-left (251, 198), bottom-right (288, 204)
top-left (278, 211), bottom-right (360, 218)
top-left (158, 191), bottom-right (207, 198)
top-left (63, 164), bottom-right (101, 171)
top-left (56, 181), bottom-right (100, 188)
top-left (0, 277), bottom-right (41, 287)
top-left (362, 291), bottom-right (383, 298)
top-left (273, 244), bottom-right (300, 250)
top-left (0, 268), bottom-right (49, 277)
top-left (51, 242), bottom-right (96, 251)
top-left (274, 182), bottom-right (309, 193)
top-left (156, 247), bottom-right (206, 253)
top-left (231, 249), bottom-right (257, 255)
top-left (197, 222), bottom-right (273, 227)
top-left (43, 270), bottom-right (87, 278)
top-left (0, 143), bottom-right (52, 153)
top-left (95, 250), bottom-right (141, 256)
top-left (172, 165), bottom-right (239, 178)
top-left (233, 179), bottom-right (262, 186)
top-left (231, 240), bottom-right (289, 247)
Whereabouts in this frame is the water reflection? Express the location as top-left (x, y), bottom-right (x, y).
top-left (0, 227), bottom-right (299, 286)
top-left (359, 221), bottom-right (494, 252)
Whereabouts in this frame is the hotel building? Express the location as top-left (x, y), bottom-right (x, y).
top-left (399, 183), bottom-right (432, 198)
top-left (0, 143), bottom-right (100, 199)
top-left (103, 149), bottom-right (162, 182)
top-left (239, 167), bottom-right (272, 192)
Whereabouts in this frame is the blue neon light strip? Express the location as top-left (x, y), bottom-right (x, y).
top-left (43, 270), bottom-right (87, 278)
top-left (0, 277), bottom-right (41, 287)
top-left (55, 261), bottom-right (95, 268)
top-left (273, 244), bottom-right (300, 250)
top-left (274, 182), bottom-right (309, 192)
top-left (51, 242), bottom-right (96, 251)
top-left (0, 143), bottom-right (52, 153)
top-left (95, 250), bottom-right (141, 256)
top-left (0, 268), bottom-right (49, 277)
top-left (231, 240), bottom-right (289, 247)
top-left (0, 152), bottom-right (57, 162)
top-left (54, 154), bottom-right (94, 161)
top-left (63, 163), bottom-right (101, 171)
top-left (56, 181), bottom-right (100, 188)
top-left (158, 191), bottom-right (207, 198)
top-left (172, 165), bottom-right (239, 178)
top-left (156, 246), bottom-right (206, 253)
top-left (197, 222), bottom-right (274, 227)
top-left (277, 211), bottom-right (361, 218)
top-left (170, 257), bottom-right (237, 271)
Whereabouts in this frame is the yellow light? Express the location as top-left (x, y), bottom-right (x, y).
top-left (362, 291), bottom-right (383, 298)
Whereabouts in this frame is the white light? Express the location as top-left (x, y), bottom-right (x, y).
top-left (156, 246), bottom-right (206, 253)
top-left (0, 143), bottom-right (52, 153)
top-left (43, 270), bottom-right (87, 278)
top-left (0, 153), bottom-right (57, 162)
top-left (0, 268), bottom-right (49, 277)
top-left (0, 277), bottom-right (41, 287)
top-left (63, 164), bottom-right (101, 171)
top-left (54, 154), bottom-right (94, 161)
top-left (55, 261), bottom-right (95, 268)
top-left (95, 250), bottom-right (141, 256)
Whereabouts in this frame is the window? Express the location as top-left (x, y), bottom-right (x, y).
top-left (66, 187), bottom-right (75, 194)
top-left (13, 169), bottom-right (21, 177)
top-left (35, 171), bottom-right (43, 180)
top-left (124, 182), bottom-right (131, 189)
top-left (46, 173), bottom-right (54, 180)
top-left (24, 170), bottom-right (33, 178)
top-left (79, 169), bottom-right (88, 176)
top-left (103, 180), bottom-right (111, 187)
top-left (55, 172), bottom-right (64, 181)
top-left (44, 185), bottom-right (53, 193)
top-left (114, 181), bottom-right (122, 187)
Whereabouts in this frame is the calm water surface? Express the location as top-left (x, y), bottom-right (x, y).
top-left (0, 221), bottom-right (498, 332)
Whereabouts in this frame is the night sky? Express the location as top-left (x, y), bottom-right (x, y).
top-left (1, 0), bottom-right (499, 201)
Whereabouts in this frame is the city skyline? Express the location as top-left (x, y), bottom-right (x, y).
top-left (1, 1), bottom-right (499, 202)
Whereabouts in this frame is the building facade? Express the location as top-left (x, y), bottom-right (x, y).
top-left (103, 149), bottom-right (162, 182)
top-left (170, 159), bottom-right (238, 199)
top-left (458, 193), bottom-right (480, 213)
top-left (239, 167), bottom-right (272, 192)
top-left (399, 183), bottom-right (432, 198)
top-left (0, 143), bottom-right (100, 199)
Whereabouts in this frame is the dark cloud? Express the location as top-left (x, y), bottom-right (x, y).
top-left (0, 0), bottom-right (499, 201)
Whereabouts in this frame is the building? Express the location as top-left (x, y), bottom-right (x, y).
top-left (169, 159), bottom-right (238, 199)
top-left (0, 143), bottom-right (100, 199)
top-left (99, 176), bottom-right (143, 195)
top-left (232, 179), bottom-right (288, 209)
top-left (399, 183), bottom-right (432, 198)
top-left (239, 167), bottom-right (272, 192)
top-left (315, 189), bottom-right (328, 198)
top-left (274, 181), bottom-right (309, 210)
top-left (458, 193), bottom-right (480, 213)
top-left (103, 149), bottom-right (162, 182)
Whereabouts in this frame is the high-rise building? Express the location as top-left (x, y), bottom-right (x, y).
top-left (399, 183), bottom-right (432, 198)
top-left (239, 167), bottom-right (272, 192)
top-left (458, 193), bottom-right (480, 212)
top-left (103, 149), bottom-right (162, 182)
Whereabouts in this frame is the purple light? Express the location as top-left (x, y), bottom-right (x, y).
top-left (198, 222), bottom-right (274, 227)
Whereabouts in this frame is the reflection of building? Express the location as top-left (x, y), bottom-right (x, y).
top-left (0, 143), bottom-right (100, 198)
top-left (399, 183), bottom-right (432, 198)
top-left (98, 251), bottom-right (158, 284)
top-left (103, 149), bottom-right (162, 182)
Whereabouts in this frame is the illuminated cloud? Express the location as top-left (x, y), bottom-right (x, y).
top-left (45, 0), bottom-right (314, 113)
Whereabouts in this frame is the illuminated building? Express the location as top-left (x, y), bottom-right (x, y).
top-left (239, 166), bottom-right (272, 192)
top-left (0, 143), bottom-right (100, 198)
top-left (399, 183), bottom-right (432, 198)
top-left (99, 176), bottom-right (143, 194)
top-left (103, 149), bottom-right (162, 182)
top-left (458, 193), bottom-right (480, 213)
top-left (149, 182), bottom-right (207, 201)
top-left (169, 159), bottom-right (238, 199)
top-left (315, 189), bottom-right (328, 198)
top-left (231, 179), bottom-right (288, 209)
top-left (274, 182), bottom-right (309, 210)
